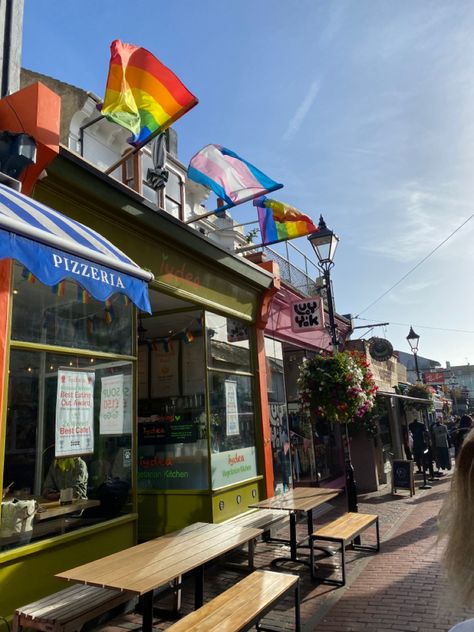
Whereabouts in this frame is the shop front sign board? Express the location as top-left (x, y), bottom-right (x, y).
top-left (290, 297), bottom-right (325, 333)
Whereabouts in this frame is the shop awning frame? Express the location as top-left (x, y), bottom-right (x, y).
top-left (0, 183), bottom-right (153, 312)
top-left (377, 390), bottom-right (433, 406)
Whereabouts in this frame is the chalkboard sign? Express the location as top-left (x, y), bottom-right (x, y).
top-left (392, 459), bottom-right (415, 496)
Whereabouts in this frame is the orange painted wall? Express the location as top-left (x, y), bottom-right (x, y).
top-left (255, 259), bottom-right (281, 498)
top-left (0, 81), bottom-right (60, 194)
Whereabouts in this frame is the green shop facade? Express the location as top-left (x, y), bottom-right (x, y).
top-left (0, 147), bottom-right (275, 619)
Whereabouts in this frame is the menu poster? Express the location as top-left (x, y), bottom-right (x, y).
top-left (99, 374), bottom-right (125, 435)
top-left (55, 369), bottom-right (95, 456)
top-left (151, 344), bottom-right (180, 398)
top-left (225, 379), bottom-right (239, 436)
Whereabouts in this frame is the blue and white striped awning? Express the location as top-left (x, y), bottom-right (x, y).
top-left (0, 183), bottom-right (153, 312)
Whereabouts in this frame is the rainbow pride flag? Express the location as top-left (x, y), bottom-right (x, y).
top-left (51, 281), bottom-right (65, 297)
top-left (101, 40), bottom-right (198, 146)
top-left (77, 287), bottom-right (90, 304)
top-left (21, 267), bottom-right (35, 283)
top-left (254, 197), bottom-right (318, 246)
top-left (183, 329), bottom-right (194, 344)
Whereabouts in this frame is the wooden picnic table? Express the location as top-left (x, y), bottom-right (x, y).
top-left (249, 486), bottom-right (342, 564)
top-left (56, 521), bottom-right (262, 632)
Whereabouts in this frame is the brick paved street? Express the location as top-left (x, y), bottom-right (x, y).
top-left (93, 470), bottom-right (474, 632)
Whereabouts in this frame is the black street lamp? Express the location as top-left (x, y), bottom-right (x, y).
top-left (406, 326), bottom-right (421, 382)
top-left (307, 216), bottom-right (340, 351)
top-left (307, 218), bottom-right (359, 516)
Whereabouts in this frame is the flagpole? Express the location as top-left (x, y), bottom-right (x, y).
top-left (185, 183), bottom-right (284, 225)
top-left (234, 242), bottom-right (265, 254)
top-left (103, 97), bottom-right (198, 176)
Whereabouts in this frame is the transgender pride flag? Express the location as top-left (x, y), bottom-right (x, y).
top-left (187, 144), bottom-right (282, 212)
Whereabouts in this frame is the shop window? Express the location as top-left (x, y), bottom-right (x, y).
top-left (1, 349), bottom-right (133, 551)
top-left (206, 313), bottom-right (251, 372)
top-left (206, 313), bottom-right (257, 489)
top-left (265, 337), bottom-right (292, 495)
top-left (10, 263), bottom-right (133, 355)
top-left (137, 309), bottom-right (208, 490)
top-left (208, 372), bottom-right (258, 488)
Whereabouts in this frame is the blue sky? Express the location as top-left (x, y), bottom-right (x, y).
top-left (21, 1), bottom-right (474, 367)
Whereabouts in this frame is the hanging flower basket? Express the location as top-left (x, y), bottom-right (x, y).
top-left (298, 351), bottom-right (378, 424)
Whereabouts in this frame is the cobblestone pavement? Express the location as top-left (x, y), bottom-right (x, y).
top-left (92, 470), bottom-right (474, 632)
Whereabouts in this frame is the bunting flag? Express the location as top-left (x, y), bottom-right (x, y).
top-left (21, 267), bottom-right (35, 283)
top-left (101, 39), bottom-right (198, 146)
top-left (51, 281), bottom-right (66, 297)
top-left (183, 330), bottom-right (194, 344)
top-left (77, 287), bottom-right (90, 304)
top-left (254, 196), bottom-right (318, 246)
top-left (187, 144), bottom-right (283, 213)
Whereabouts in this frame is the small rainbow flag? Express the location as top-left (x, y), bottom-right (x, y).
top-left (101, 39), bottom-right (198, 146)
top-left (51, 281), bottom-right (65, 297)
top-left (183, 330), bottom-right (194, 344)
top-left (21, 267), bottom-right (36, 283)
top-left (254, 196), bottom-right (318, 246)
top-left (77, 287), bottom-right (90, 304)
top-left (104, 309), bottom-right (113, 324)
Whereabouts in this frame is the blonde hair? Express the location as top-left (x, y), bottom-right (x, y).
top-left (439, 427), bottom-right (474, 604)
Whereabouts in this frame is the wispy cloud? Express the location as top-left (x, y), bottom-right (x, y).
top-left (283, 80), bottom-right (320, 141)
top-left (362, 182), bottom-right (473, 263)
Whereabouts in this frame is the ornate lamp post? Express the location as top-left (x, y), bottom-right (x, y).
top-left (307, 216), bottom-right (340, 351)
top-left (307, 218), bottom-right (359, 514)
top-left (406, 326), bottom-right (421, 382)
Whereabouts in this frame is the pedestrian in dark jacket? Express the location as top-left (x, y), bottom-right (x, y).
top-left (454, 415), bottom-right (473, 458)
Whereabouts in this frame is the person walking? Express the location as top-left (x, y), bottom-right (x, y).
top-left (409, 417), bottom-right (426, 472)
top-left (432, 416), bottom-right (451, 471)
top-left (440, 428), bottom-right (474, 630)
top-left (454, 414), bottom-right (473, 458)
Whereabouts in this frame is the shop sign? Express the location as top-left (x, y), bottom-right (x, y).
top-left (424, 371), bottom-right (445, 384)
top-left (290, 297), bottom-right (325, 333)
top-left (225, 379), bottom-right (240, 436)
top-left (138, 417), bottom-right (199, 445)
top-left (211, 446), bottom-right (257, 488)
top-left (55, 369), bottom-right (95, 456)
top-left (99, 374), bottom-right (127, 435)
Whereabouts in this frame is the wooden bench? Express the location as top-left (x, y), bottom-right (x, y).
top-left (310, 512), bottom-right (380, 586)
top-left (165, 569), bottom-right (300, 632)
top-left (13, 584), bottom-right (135, 632)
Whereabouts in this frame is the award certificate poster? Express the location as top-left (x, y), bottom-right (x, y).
top-left (55, 369), bottom-right (95, 456)
top-left (99, 374), bottom-right (125, 435)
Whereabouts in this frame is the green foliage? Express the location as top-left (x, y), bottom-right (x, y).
top-left (298, 351), bottom-right (378, 424)
top-left (405, 383), bottom-right (434, 411)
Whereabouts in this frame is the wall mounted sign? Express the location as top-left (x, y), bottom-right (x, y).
top-left (369, 337), bottom-right (394, 362)
top-left (290, 297), bottom-right (325, 333)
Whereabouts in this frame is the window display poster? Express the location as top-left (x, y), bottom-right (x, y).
top-left (181, 339), bottom-right (205, 396)
top-left (150, 344), bottom-right (180, 398)
top-left (225, 380), bottom-right (239, 436)
top-left (123, 374), bottom-right (132, 434)
top-left (100, 374), bottom-right (125, 435)
top-left (211, 446), bottom-right (257, 488)
top-left (55, 369), bottom-right (95, 456)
